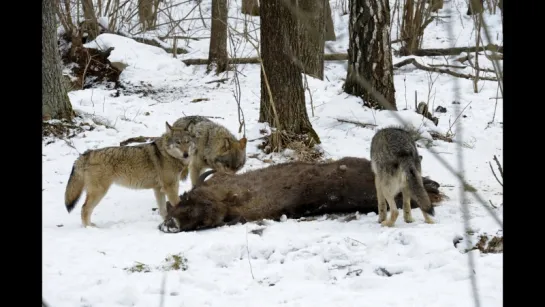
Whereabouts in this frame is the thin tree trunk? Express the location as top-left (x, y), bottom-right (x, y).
top-left (81, 0), bottom-right (100, 41)
top-left (297, 0), bottom-right (325, 80)
top-left (208, 0), bottom-right (228, 74)
top-left (344, 0), bottom-right (396, 110)
top-left (43, 0), bottom-right (74, 121)
top-left (137, 0), bottom-right (157, 31)
top-left (325, 0), bottom-right (336, 41)
top-left (259, 0), bottom-right (320, 143)
top-left (466, 0), bottom-right (484, 15)
top-left (429, 0), bottom-right (443, 12)
top-left (241, 0), bottom-right (260, 16)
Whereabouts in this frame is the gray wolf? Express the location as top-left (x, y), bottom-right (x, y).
top-left (64, 122), bottom-right (193, 227)
top-left (157, 157), bottom-right (443, 233)
top-left (172, 115), bottom-right (247, 187)
top-left (370, 127), bottom-right (435, 227)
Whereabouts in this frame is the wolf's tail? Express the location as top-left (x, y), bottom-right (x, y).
top-left (64, 157), bottom-right (86, 213)
top-left (403, 160), bottom-right (434, 216)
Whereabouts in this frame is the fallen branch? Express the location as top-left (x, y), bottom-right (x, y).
top-left (108, 30), bottom-right (188, 55)
top-left (182, 44), bottom-right (502, 66)
top-left (183, 53), bottom-right (348, 66)
top-left (336, 118), bottom-right (377, 128)
top-left (409, 44), bottom-right (503, 56)
top-left (393, 58), bottom-right (499, 81)
top-left (205, 78), bottom-right (229, 84)
top-left (119, 136), bottom-right (157, 146)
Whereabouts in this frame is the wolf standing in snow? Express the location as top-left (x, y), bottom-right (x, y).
top-left (172, 115), bottom-right (247, 188)
top-left (64, 122), bottom-right (193, 227)
top-left (370, 127), bottom-right (435, 227)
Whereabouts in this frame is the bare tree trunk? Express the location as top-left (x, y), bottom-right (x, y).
top-left (344, 0), bottom-right (396, 110)
top-left (259, 0), bottom-right (320, 143)
top-left (466, 0), bottom-right (484, 15)
top-left (81, 0), bottom-right (100, 41)
top-left (296, 0), bottom-right (325, 80)
top-left (429, 0), bottom-right (444, 12)
top-left (208, 0), bottom-right (228, 74)
top-left (138, 0), bottom-right (158, 31)
top-left (43, 0), bottom-right (74, 121)
top-left (325, 0), bottom-right (336, 41)
top-left (241, 0), bottom-right (260, 16)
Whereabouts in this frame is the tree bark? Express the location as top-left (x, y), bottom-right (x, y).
top-left (344, 0), bottom-right (396, 110)
top-left (296, 0), bottom-right (325, 80)
top-left (325, 0), bottom-right (336, 41)
top-left (259, 0), bottom-right (320, 143)
top-left (43, 0), bottom-right (74, 121)
top-left (138, 0), bottom-right (159, 31)
top-left (429, 0), bottom-right (444, 12)
top-left (466, 0), bottom-right (484, 15)
top-left (241, 0), bottom-right (260, 16)
top-left (81, 0), bottom-right (100, 41)
top-left (208, 0), bottom-right (228, 74)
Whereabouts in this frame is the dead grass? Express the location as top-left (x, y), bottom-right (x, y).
top-left (42, 119), bottom-right (94, 140)
top-left (258, 130), bottom-right (324, 163)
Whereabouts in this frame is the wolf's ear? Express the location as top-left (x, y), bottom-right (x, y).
top-left (165, 122), bottom-right (173, 133)
top-left (239, 137), bottom-right (247, 150)
top-left (223, 138), bottom-right (231, 150)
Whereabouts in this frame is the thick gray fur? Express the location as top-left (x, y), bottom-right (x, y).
top-left (370, 127), bottom-right (435, 227)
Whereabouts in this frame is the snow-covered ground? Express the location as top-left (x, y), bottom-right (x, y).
top-left (43, 0), bottom-right (503, 306)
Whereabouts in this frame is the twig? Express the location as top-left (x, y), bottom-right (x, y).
top-left (205, 78), bottom-right (229, 84)
top-left (336, 118), bottom-right (377, 128)
top-left (245, 225), bottom-right (255, 280)
top-left (488, 200), bottom-right (498, 209)
top-left (492, 155), bottom-right (503, 178)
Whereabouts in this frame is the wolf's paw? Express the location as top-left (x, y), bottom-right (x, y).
top-left (403, 215), bottom-right (415, 223)
top-left (158, 218), bottom-right (181, 233)
top-left (381, 220), bottom-right (396, 227)
top-left (424, 218), bottom-right (435, 224)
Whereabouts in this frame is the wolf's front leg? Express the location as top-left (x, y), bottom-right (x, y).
top-left (153, 188), bottom-right (168, 219)
top-left (163, 180), bottom-right (181, 211)
top-left (188, 159), bottom-right (203, 187)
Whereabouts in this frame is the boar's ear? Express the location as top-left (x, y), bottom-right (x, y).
top-left (165, 122), bottom-right (173, 133)
top-left (239, 137), bottom-right (247, 150)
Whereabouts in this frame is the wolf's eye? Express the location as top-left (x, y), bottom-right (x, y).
top-left (176, 139), bottom-right (182, 144)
